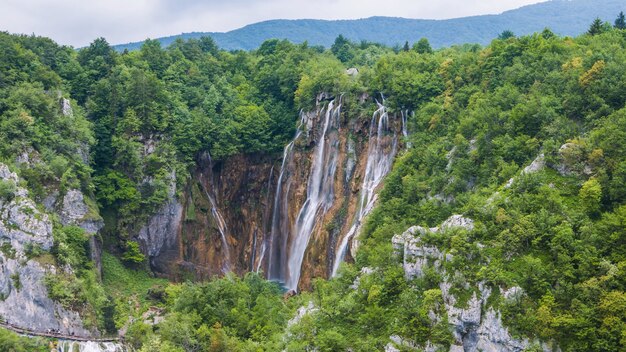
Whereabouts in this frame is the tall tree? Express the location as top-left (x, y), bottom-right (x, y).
top-left (615, 11), bottom-right (626, 30)
top-left (498, 30), bottom-right (516, 40)
top-left (331, 35), bottom-right (355, 63)
top-left (403, 41), bottom-right (410, 52)
top-left (588, 18), bottom-right (605, 36)
top-left (413, 38), bottom-right (433, 54)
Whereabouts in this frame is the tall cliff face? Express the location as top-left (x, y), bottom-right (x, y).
top-left (0, 164), bottom-right (96, 336)
top-left (139, 95), bottom-right (404, 290)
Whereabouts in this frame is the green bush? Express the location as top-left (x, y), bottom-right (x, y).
top-left (0, 179), bottom-right (16, 202)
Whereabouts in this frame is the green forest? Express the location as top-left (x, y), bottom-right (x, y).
top-left (2, 13), bottom-right (626, 352)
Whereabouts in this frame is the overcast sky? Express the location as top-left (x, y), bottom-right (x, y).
top-left (2, 0), bottom-right (546, 47)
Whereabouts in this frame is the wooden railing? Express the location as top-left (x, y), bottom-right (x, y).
top-left (0, 320), bottom-right (120, 342)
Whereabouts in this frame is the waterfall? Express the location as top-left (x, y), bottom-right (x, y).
top-left (331, 102), bottom-right (398, 276)
top-left (401, 109), bottom-right (412, 149)
top-left (255, 166), bottom-right (275, 273)
top-left (285, 99), bottom-right (342, 290)
top-left (267, 122), bottom-right (304, 281)
top-left (56, 341), bottom-right (125, 352)
top-left (203, 154), bottom-right (231, 273)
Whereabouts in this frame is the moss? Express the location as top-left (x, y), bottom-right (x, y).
top-left (0, 242), bottom-right (16, 259)
top-left (82, 194), bottom-right (103, 221)
top-left (10, 273), bottom-right (21, 291)
top-left (185, 198), bottom-right (196, 221)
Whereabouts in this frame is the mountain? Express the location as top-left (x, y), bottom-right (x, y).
top-left (113, 0), bottom-right (625, 51)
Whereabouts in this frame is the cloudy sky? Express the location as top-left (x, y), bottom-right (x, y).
top-left (2, 0), bottom-right (546, 47)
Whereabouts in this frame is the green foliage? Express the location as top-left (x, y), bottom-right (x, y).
top-left (616, 11), bottom-right (626, 30)
top-left (331, 35), bottom-right (356, 63)
top-left (46, 225), bottom-right (109, 330)
top-left (122, 240), bottom-right (146, 264)
top-left (0, 179), bottom-right (16, 201)
top-left (413, 38), bottom-right (433, 54)
top-left (0, 328), bottom-right (47, 352)
top-left (498, 30), bottom-right (516, 40)
top-left (101, 252), bottom-right (168, 329)
top-left (10, 273), bottom-right (21, 291)
top-left (588, 18), bottom-right (610, 36)
top-left (129, 273), bottom-right (292, 350)
top-left (3, 20), bottom-right (626, 351)
top-left (580, 178), bottom-right (602, 216)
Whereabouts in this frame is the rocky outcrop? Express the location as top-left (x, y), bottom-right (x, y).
top-left (506, 153), bottom-right (546, 188)
top-left (137, 171), bottom-right (183, 274)
top-left (60, 189), bottom-right (103, 234)
top-left (392, 215), bottom-right (471, 279)
top-left (138, 198), bottom-right (183, 273)
top-left (0, 164), bottom-right (91, 336)
top-left (391, 216), bottom-right (542, 352)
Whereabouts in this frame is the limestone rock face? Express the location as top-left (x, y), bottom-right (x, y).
top-left (60, 189), bottom-right (103, 234)
top-left (390, 217), bottom-right (544, 352)
top-left (0, 163), bottom-right (91, 336)
top-left (392, 215), bottom-right (471, 279)
top-left (523, 153), bottom-right (545, 174)
top-left (138, 198), bottom-right (183, 273)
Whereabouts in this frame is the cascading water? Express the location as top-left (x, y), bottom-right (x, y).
top-left (285, 99), bottom-right (342, 290)
top-left (56, 341), bottom-right (125, 352)
top-left (331, 102), bottom-right (398, 276)
top-left (401, 109), bottom-right (412, 149)
top-left (255, 166), bottom-right (275, 273)
top-left (266, 120), bottom-right (304, 281)
top-left (203, 154), bottom-right (231, 273)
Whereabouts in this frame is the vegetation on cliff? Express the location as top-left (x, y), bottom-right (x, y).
top-left (1, 12), bottom-right (626, 351)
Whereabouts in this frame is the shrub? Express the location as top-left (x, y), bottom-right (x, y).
top-left (0, 179), bottom-right (16, 201)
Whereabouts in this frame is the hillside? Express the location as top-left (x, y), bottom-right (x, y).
top-left (113, 0), bottom-right (625, 51)
top-left (2, 10), bottom-right (626, 352)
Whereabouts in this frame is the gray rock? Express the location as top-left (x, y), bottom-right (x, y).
top-left (392, 215), bottom-right (471, 279)
top-left (137, 199), bottom-right (183, 259)
top-left (346, 68), bottom-right (359, 77)
top-left (60, 189), bottom-right (103, 234)
top-left (0, 164), bottom-right (91, 335)
top-left (506, 154), bottom-right (545, 188)
top-left (523, 154), bottom-right (545, 174)
top-left (392, 217), bottom-right (545, 352)
top-left (440, 215), bottom-right (474, 232)
top-left (350, 267), bottom-right (376, 290)
top-left (502, 286), bottom-right (524, 302)
top-left (288, 301), bottom-right (317, 328)
top-left (61, 98), bottom-right (73, 117)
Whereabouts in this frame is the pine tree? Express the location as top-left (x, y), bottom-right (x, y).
top-left (498, 30), bottom-right (515, 40)
top-left (588, 18), bottom-right (604, 36)
top-left (403, 41), bottom-right (410, 52)
top-left (615, 11), bottom-right (626, 30)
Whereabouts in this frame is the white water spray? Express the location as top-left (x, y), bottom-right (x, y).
top-left (56, 341), bottom-right (125, 352)
top-left (332, 102), bottom-right (398, 276)
top-left (284, 100), bottom-right (342, 290)
top-left (267, 120), bottom-right (305, 281)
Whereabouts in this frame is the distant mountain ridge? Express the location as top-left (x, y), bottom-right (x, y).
top-left (113, 0), bottom-right (625, 51)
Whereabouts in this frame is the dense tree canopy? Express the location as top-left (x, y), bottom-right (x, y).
top-left (1, 13), bottom-right (626, 350)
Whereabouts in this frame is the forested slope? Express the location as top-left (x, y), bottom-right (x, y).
top-left (1, 13), bottom-right (626, 352)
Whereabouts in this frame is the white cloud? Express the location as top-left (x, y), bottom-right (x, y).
top-left (0, 0), bottom-right (545, 47)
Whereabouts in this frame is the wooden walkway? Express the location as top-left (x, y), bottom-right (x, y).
top-left (0, 320), bottom-right (120, 342)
